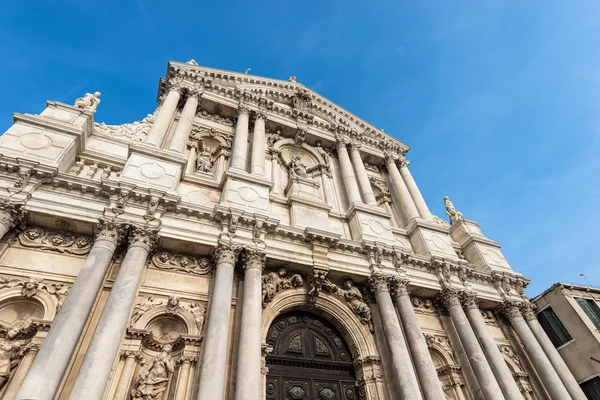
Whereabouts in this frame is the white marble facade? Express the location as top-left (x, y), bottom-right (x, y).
top-left (0, 61), bottom-right (586, 400)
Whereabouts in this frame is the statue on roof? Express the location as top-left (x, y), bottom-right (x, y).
top-left (444, 196), bottom-right (463, 224)
top-left (74, 92), bottom-right (101, 113)
top-left (185, 59), bottom-right (199, 66)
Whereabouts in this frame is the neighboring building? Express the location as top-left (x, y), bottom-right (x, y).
top-left (532, 283), bottom-right (600, 399)
top-left (0, 60), bottom-right (588, 400)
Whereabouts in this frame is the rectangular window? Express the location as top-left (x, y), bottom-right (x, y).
top-left (580, 376), bottom-right (600, 400)
top-left (537, 306), bottom-right (573, 348)
top-left (575, 297), bottom-right (600, 330)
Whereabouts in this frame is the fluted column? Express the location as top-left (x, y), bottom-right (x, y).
top-left (174, 356), bottom-right (194, 400)
top-left (169, 92), bottom-right (200, 154)
top-left (502, 302), bottom-right (572, 400)
top-left (146, 84), bottom-right (182, 147)
top-left (195, 241), bottom-right (241, 400)
top-left (391, 278), bottom-right (445, 400)
top-left (0, 200), bottom-right (24, 241)
top-left (336, 140), bottom-right (362, 205)
top-left (462, 297), bottom-right (522, 400)
top-left (398, 159), bottom-right (432, 220)
top-left (250, 110), bottom-right (267, 176)
top-left (234, 248), bottom-right (266, 400)
top-left (3, 343), bottom-right (39, 400)
top-left (522, 304), bottom-right (586, 400)
top-left (113, 351), bottom-right (140, 400)
top-left (440, 289), bottom-right (504, 400)
top-left (349, 142), bottom-right (377, 206)
top-left (384, 152), bottom-right (419, 221)
top-left (16, 220), bottom-right (127, 400)
top-left (369, 274), bottom-right (422, 399)
top-left (68, 226), bottom-right (157, 400)
top-left (230, 104), bottom-right (250, 170)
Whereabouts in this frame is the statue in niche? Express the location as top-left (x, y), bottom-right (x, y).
top-left (130, 344), bottom-right (175, 400)
top-left (315, 142), bottom-right (330, 167)
top-left (74, 92), bottom-right (101, 113)
top-left (324, 280), bottom-right (372, 328)
top-left (195, 144), bottom-right (214, 173)
top-left (444, 196), bottom-right (463, 224)
top-left (0, 321), bottom-right (31, 388)
top-left (261, 267), bottom-right (303, 307)
top-left (288, 155), bottom-right (308, 179)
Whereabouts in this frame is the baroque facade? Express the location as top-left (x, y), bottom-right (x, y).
top-left (0, 60), bottom-right (587, 400)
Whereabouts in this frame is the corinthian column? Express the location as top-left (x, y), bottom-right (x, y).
top-left (439, 289), bottom-right (504, 400)
top-left (0, 199), bottom-right (25, 241)
top-left (234, 248), bottom-right (266, 400)
top-left (349, 142), bottom-right (377, 206)
top-left (16, 219), bottom-right (127, 400)
top-left (146, 82), bottom-right (182, 148)
top-left (398, 159), bottom-right (432, 220)
top-left (250, 110), bottom-right (267, 176)
top-left (502, 302), bottom-right (571, 400)
top-left (195, 241), bottom-right (241, 400)
top-left (521, 304), bottom-right (586, 400)
top-left (384, 152), bottom-right (419, 222)
top-left (391, 278), bottom-right (445, 400)
top-left (169, 91), bottom-right (200, 154)
top-left (68, 226), bottom-right (157, 400)
top-left (336, 139), bottom-right (362, 205)
top-left (369, 274), bottom-right (422, 399)
top-left (462, 296), bottom-right (522, 400)
top-left (230, 104), bottom-right (250, 171)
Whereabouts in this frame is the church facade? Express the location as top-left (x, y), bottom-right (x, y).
top-left (0, 60), bottom-right (587, 400)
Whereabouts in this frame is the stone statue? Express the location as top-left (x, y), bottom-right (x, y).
top-left (195, 145), bottom-right (213, 173)
top-left (165, 296), bottom-right (180, 314)
top-left (185, 59), bottom-right (199, 66)
top-left (261, 268), bottom-right (303, 307)
top-left (444, 196), bottom-right (463, 224)
top-left (288, 155), bottom-right (307, 179)
top-left (307, 268), bottom-right (328, 304)
top-left (131, 344), bottom-right (175, 400)
top-left (325, 280), bottom-right (372, 328)
top-left (315, 142), bottom-right (330, 167)
top-left (0, 322), bottom-right (30, 388)
top-left (74, 92), bottom-right (101, 113)
top-left (130, 296), bottom-right (162, 326)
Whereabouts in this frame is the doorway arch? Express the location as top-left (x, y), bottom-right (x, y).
top-left (265, 311), bottom-right (358, 400)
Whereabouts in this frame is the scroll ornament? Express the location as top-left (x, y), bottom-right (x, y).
top-left (19, 228), bottom-right (92, 255)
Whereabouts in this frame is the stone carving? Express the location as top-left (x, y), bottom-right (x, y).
top-left (292, 88), bottom-right (312, 111)
top-left (130, 296), bottom-right (163, 327)
top-left (243, 248), bottom-right (266, 272)
top-left (521, 302), bottom-right (536, 321)
top-left (315, 142), bottom-right (330, 167)
top-left (0, 321), bottom-right (32, 388)
top-left (498, 344), bottom-right (522, 369)
top-left (369, 177), bottom-right (391, 204)
top-left (363, 162), bottom-right (379, 173)
top-left (307, 268), bottom-right (328, 304)
top-left (130, 344), bottom-right (175, 400)
top-left (195, 143), bottom-right (214, 173)
top-left (424, 334), bottom-right (455, 359)
top-left (196, 109), bottom-right (234, 126)
top-left (95, 219), bottom-right (128, 247)
top-left (165, 296), bottom-right (180, 314)
top-left (214, 241), bottom-right (241, 265)
top-left (481, 310), bottom-right (498, 325)
top-left (13, 167), bottom-right (32, 189)
top-left (144, 196), bottom-right (160, 221)
top-left (261, 267), bottom-right (303, 307)
top-left (0, 276), bottom-right (69, 309)
top-left (411, 297), bottom-right (438, 315)
top-left (266, 130), bottom-right (283, 148)
top-left (444, 196), bottom-right (463, 224)
top-left (95, 114), bottom-right (156, 142)
top-left (288, 155), bottom-right (308, 179)
top-left (129, 226), bottom-right (158, 253)
top-left (68, 159), bottom-right (119, 181)
top-left (367, 274), bottom-right (389, 295)
top-left (325, 280), bottom-right (372, 329)
top-left (499, 301), bottom-right (524, 321)
top-left (151, 251), bottom-right (212, 275)
top-left (74, 92), bottom-right (101, 112)
top-left (183, 302), bottom-right (207, 332)
top-left (436, 287), bottom-right (461, 310)
top-left (390, 276), bottom-right (410, 298)
top-left (185, 59), bottom-right (198, 66)
top-left (294, 128), bottom-right (307, 145)
top-left (18, 227), bottom-right (93, 255)
top-left (0, 199), bottom-right (26, 231)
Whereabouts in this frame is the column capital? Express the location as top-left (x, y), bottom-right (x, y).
top-left (177, 355), bottom-right (197, 365)
top-left (390, 275), bottom-right (410, 299)
top-left (95, 219), bottom-right (129, 246)
top-left (499, 300), bottom-right (525, 321)
top-left (435, 287), bottom-right (461, 310)
top-left (128, 225), bottom-right (158, 252)
top-left (383, 150), bottom-right (398, 165)
top-left (237, 101), bottom-right (250, 116)
top-left (461, 291), bottom-right (479, 310)
top-left (242, 247), bottom-right (266, 272)
top-left (348, 140), bottom-right (362, 152)
top-left (397, 157), bottom-right (410, 169)
top-left (368, 273), bottom-right (390, 295)
top-left (214, 240), bottom-right (242, 266)
top-left (166, 78), bottom-right (184, 94)
top-left (521, 302), bottom-right (537, 321)
top-left (254, 108), bottom-right (268, 121)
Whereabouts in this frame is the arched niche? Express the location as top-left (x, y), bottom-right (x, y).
top-left (0, 287), bottom-right (57, 323)
top-left (133, 305), bottom-right (201, 337)
top-left (146, 315), bottom-right (188, 343)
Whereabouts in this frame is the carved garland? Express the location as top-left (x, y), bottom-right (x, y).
top-left (18, 227), bottom-right (93, 255)
top-left (151, 251), bottom-right (213, 276)
top-left (0, 275), bottom-right (70, 310)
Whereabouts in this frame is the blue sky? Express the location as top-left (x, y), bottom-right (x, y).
top-left (1, 1), bottom-right (598, 296)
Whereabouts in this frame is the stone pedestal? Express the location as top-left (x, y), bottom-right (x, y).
top-left (406, 219), bottom-right (460, 260)
top-left (346, 202), bottom-right (395, 243)
top-left (119, 143), bottom-right (187, 191)
top-left (285, 176), bottom-right (331, 231)
top-left (220, 169), bottom-right (273, 212)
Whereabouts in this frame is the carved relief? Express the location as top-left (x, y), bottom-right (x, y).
top-left (130, 344), bottom-right (175, 400)
top-left (195, 142), bottom-right (215, 173)
top-left (498, 344), bottom-right (523, 369)
top-left (292, 88), bottom-right (313, 111)
top-left (324, 280), bottom-right (372, 330)
top-left (411, 297), bottom-right (438, 315)
top-left (481, 310), bottom-right (498, 325)
top-left (288, 155), bottom-right (308, 179)
top-left (424, 334), bottom-right (456, 361)
top-left (261, 267), bottom-right (303, 308)
top-left (128, 226), bottom-right (158, 253)
top-left (307, 268), bottom-right (328, 304)
top-left (196, 109), bottom-right (234, 126)
top-left (183, 302), bottom-right (207, 332)
top-left (0, 321), bottom-right (35, 389)
top-left (18, 227), bottom-right (93, 255)
top-left (151, 251), bottom-right (212, 275)
top-left (0, 275), bottom-right (70, 310)
top-left (94, 113), bottom-right (156, 142)
top-left (130, 296), bottom-right (163, 327)
top-left (0, 199), bottom-right (26, 231)
top-left (95, 219), bottom-right (128, 247)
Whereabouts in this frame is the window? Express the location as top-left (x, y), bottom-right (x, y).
top-left (580, 376), bottom-right (600, 400)
top-left (575, 297), bottom-right (600, 330)
top-left (537, 306), bottom-right (573, 348)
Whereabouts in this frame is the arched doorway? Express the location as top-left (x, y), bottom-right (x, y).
top-left (265, 311), bottom-right (358, 400)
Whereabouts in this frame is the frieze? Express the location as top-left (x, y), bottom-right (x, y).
top-left (129, 295), bottom-right (207, 333)
top-left (481, 310), bottom-right (498, 325)
top-left (18, 227), bottom-right (93, 255)
top-left (94, 114), bottom-right (155, 142)
top-left (411, 297), bottom-right (438, 316)
top-left (261, 267), bottom-right (303, 308)
top-left (151, 251), bottom-right (213, 275)
top-left (0, 275), bottom-right (70, 310)
top-left (196, 109), bottom-right (234, 126)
